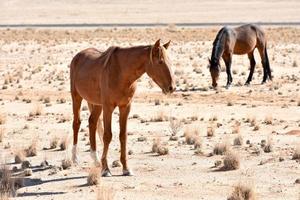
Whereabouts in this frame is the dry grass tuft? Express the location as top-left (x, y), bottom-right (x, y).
top-left (0, 127), bottom-right (4, 143)
top-left (0, 164), bottom-right (24, 198)
top-left (223, 151), bottom-right (240, 171)
top-left (29, 104), bottom-right (43, 117)
top-left (227, 183), bottom-right (256, 200)
top-left (60, 136), bottom-right (69, 150)
top-left (151, 138), bottom-right (169, 155)
top-left (151, 111), bottom-right (168, 122)
top-left (61, 158), bottom-right (72, 170)
top-left (87, 167), bottom-right (101, 185)
top-left (233, 135), bottom-right (243, 146)
top-left (263, 137), bottom-right (273, 153)
top-left (152, 138), bottom-right (161, 153)
top-left (207, 126), bottom-right (215, 137)
top-left (97, 186), bottom-right (114, 200)
top-left (184, 127), bottom-right (200, 145)
top-left (169, 117), bottom-right (183, 136)
top-left (14, 150), bottom-right (26, 164)
top-left (24, 140), bottom-right (38, 157)
top-left (49, 136), bottom-right (59, 149)
top-left (0, 113), bottom-right (6, 125)
top-left (292, 145), bottom-right (300, 160)
top-left (232, 121), bottom-right (241, 134)
top-left (213, 142), bottom-right (230, 155)
top-left (264, 115), bottom-right (273, 125)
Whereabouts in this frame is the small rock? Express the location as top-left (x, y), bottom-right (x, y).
top-left (12, 166), bottom-right (18, 172)
top-left (112, 160), bottom-right (121, 168)
top-left (128, 150), bottom-right (133, 155)
top-left (137, 136), bottom-right (147, 142)
top-left (295, 178), bottom-right (300, 184)
top-left (40, 160), bottom-right (49, 167)
top-left (246, 140), bottom-right (251, 145)
top-left (169, 135), bottom-right (178, 141)
top-left (279, 157), bottom-right (284, 162)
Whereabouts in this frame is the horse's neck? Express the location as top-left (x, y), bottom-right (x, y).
top-left (117, 46), bottom-right (150, 86)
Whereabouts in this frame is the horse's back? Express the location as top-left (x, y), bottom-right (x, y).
top-left (70, 48), bottom-right (106, 104)
top-left (232, 24), bottom-right (264, 54)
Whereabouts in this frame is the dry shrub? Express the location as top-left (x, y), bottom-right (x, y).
top-left (14, 151), bottom-right (26, 164)
top-left (0, 165), bottom-right (24, 198)
top-left (87, 167), bottom-right (100, 185)
top-left (0, 113), bottom-right (6, 125)
top-left (223, 151), bottom-right (240, 170)
top-left (97, 186), bottom-right (114, 200)
top-left (0, 127), bottom-right (4, 143)
top-left (227, 183), bottom-right (256, 200)
top-left (61, 158), bottom-right (72, 170)
top-left (207, 126), bottom-right (215, 137)
top-left (29, 104), bottom-right (43, 117)
top-left (250, 117), bottom-right (257, 127)
top-left (49, 136), bottom-right (59, 149)
top-left (184, 127), bottom-right (200, 145)
top-left (292, 145), bottom-right (300, 160)
top-left (263, 137), bottom-right (273, 153)
top-left (151, 138), bottom-right (161, 153)
top-left (24, 140), bottom-right (38, 157)
top-left (60, 136), bottom-right (69, 150)
top-left (264, 115), bottom-right (273, 125)
top-left (234, 135), bottom-right (243, 146)
top-left (213, 142), bottom-right (230, 155)
top-left (151, 138), bottom-right (169, 155)
top-left (169, 117), bottom-right (183, 136)
top-left (232, 122), bottom-right (241, 134)
top-left (151, 111), bottom-right (168, 122)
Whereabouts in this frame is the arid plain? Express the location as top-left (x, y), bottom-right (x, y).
top-left (0, 1), bottom-right (300, 200)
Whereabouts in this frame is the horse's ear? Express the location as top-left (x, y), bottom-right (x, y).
top-left (154, 39), bottom-right (161, 50)
top-left (163, 40), bottom-right (171, 49)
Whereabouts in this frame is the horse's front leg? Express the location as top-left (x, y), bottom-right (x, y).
top-left (245, 51), bottom-right (256, 85)
top-left (101, 104), bottom-right (114, 177)
top-left (119, 103), bottom-right (133, 176)
top-left (223, 54), bottom-right (233, 89)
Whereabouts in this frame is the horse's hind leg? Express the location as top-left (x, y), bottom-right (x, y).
top-left (87, 103), bottom-right (102, 166)
top-left (245, 51), bottom-right (256, 85)
top-left (257, 45), bottom-right (268, 84)
top-left (71, 92), bottom-right (82, 164)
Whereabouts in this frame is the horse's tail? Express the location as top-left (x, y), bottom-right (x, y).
top-left (264, 45), bottom-right (272, 81)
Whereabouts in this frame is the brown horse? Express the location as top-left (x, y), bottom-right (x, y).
top-left (209, 24), bottom-right (272, 88)
top-left (70, 39), bottom-right (175, 177)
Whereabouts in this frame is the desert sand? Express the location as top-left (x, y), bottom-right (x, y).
top-left (0, 1), bottom-right (300, 200)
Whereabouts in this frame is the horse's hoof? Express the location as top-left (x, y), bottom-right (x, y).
top-left (261, 81), bottom-right (266, 85)
top-left (101, 169), bottom-right (112, 177)
top-left (225, 85), bottom-right (230, 89)
top-left (123, 169), bottom-right (134, 176)
top-left (244, 82), bottom-right (250, 86)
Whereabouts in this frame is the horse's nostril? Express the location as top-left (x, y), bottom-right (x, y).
top-left (169, 86), bottom-right (175, 92)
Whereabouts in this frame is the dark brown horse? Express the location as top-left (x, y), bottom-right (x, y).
top-left (209, 24), bottom-right (272, 88)
top-left (70, 39), bottom-right (175, 177)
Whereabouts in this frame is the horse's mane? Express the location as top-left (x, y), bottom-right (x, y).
top-left (211, 27), bottom-right (227, 66)
top-left (100, 46), bottom-right (118, 68)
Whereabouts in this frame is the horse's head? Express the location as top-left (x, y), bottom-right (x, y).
top-left (208, 58), bottom-right (220, 88)
top-left (146, 39), bottom-right (175, 94)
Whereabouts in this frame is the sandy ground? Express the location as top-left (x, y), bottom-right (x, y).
top-left (0, 0), bottom-right (300, 24)
top-left (0, 27), bottom-right (299, 200)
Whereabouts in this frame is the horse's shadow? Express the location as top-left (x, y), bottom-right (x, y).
top-left (17, 175), bottom-right (87, 197)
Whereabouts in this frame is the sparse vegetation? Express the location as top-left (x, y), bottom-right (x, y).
top-left (233, 134), bottom-right (243, 146)
top-left (50, 136), bottom-right (59, 149)
top-left (223, 151), bottom-right (240, 170)
top-left (29, 104), bottom-right (43, 117)
top-left (0, 127), bottom-right (4, 143)
top-left (87, 167), bottom-right (100, 185)
top-left (24, 140), bottom-right (38, 157)
top-left (61, 158), bottom-right (72, 170)
top-left (0, 113), bottom-right (6, 125)
top-left (60, 136), bottom-right (69, 150)
top-left (14, 151), bottom-right (26, 164)
top-left (207, 126), bottom-right (215, 137)
top-left (227, 183), bottom-right (256, 200)
top-left (169, 117), bottom-right (183, 136)
top-left (292, 145), bottom-right (300, 160)
top-left (264, 115), bottom-right (273, 125)
top-left (213, 142), bottom-right (230, 155)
